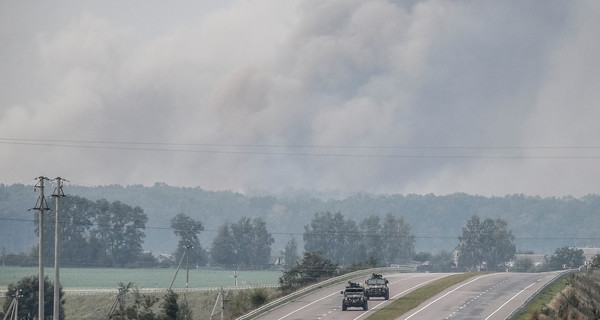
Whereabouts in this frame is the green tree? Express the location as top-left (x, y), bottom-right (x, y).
top-left (170, 213), bottom-right (204, 266)
top-left (3, 275), bottom-right (64, 320)
top-left (591, 254), bottom-right (600, 269)
top-left (304, 212), bottom-right (361, 265)
top-left (245, 217), bottom-right (274, 267)
top-left (430, 250), bottom-right (455, 272)
top-left (39, 196), bottom-right (100, 266)
top-left (548, 246), bottom-right (584, 270)
top-left (512, 257), bottom-right (534, 272)
top-left (110, 288), bottom-right (159, 320)
top-left (457, 215), bottom-right (516, 271)
top-left (278, 252), bottom-right (338, 292)
top-left (161, 289), bottom-right (178, 320)
top-left (210, 224), bottom-right (236, 266)
top-left (359, 216), bottom-right (382, 263)
top-left (225, 217), bottom-right (274, 267)
top-left (283, 237), bottom-right (299, 270)
top-left (91, 200), bottom-right (148, 266)
top-left (381, 213), bottom-right (415, 265)
top-left (236, 217), bottom-right (274, 267)
top-left (413, 252), bottom-right (432, 263)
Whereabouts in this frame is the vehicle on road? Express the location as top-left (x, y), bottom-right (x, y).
top-left (364, 273), bottom-right (390, 300)
top-left (341, 281), bottom-right (368, 311)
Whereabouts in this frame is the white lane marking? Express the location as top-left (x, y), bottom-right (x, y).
top-left (446, 277), bottom-right (511, 318)
top-left (484, 280), bottom-right (538, 320)
top-left (278, 274), bottom-right (452, 320)
top-left (351, 274), bottom-right (449, 320)
top-left (278, 290), bottom-right (339, 320)
top-left (403, 274), bottom-right (496, 320)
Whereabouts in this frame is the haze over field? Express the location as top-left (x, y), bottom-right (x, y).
top-left (2, 1), bottom-right (600, 197)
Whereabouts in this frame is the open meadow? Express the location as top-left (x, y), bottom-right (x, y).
top-left (0, 266), bottom-right (282, 290)
top-left (1, 266), bottom-right (283, 319)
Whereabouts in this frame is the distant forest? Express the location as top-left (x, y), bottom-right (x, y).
top-left (2, 182), bottom-right (600, 260)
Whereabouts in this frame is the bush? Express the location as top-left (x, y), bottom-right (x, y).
top-left (3, 275), bottom-right (64, 320)
top-left (279, 252), bottom-right (338, 292)
top-left (250, 288), bottom-right (269, 307)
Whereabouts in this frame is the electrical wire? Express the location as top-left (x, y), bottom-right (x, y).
top-left (3, 138), bottom-right (600, 159)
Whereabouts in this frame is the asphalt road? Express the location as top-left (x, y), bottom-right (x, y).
top-left (398, 271), bottom-right (564, 320)
top-left (252, 271), bottom-right (564, 320)
top-left (253, 272), bottom-right (451, 320)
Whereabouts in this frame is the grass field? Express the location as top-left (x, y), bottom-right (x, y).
top-left (0, 266), bottom-right (282, 290)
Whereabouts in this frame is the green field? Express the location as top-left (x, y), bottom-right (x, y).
top-left (0, 266), bottom-right (282, 290)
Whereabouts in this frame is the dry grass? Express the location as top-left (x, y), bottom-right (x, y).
top-left (1, 288), bottom-right (281, 320)
top-left (515, 271), bottom-right (600, 320)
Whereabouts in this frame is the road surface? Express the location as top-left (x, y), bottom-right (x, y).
top-left (253, 272), bottom-right (450, 320)
top-left (252, 271), bottom-right (564, 320)
top-left (398, 271), bottom-right (564, 320)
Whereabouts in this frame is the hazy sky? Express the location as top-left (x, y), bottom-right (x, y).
top-left (2, 0), bottom-right (600, 197)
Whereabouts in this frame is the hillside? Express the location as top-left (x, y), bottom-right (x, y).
top-left (530, 271), bottom-right (600, 319)
top-left (2, 182), bottom-right (600, 257)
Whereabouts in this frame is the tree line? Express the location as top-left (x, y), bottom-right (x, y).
top-left (1, 193), bottom-right (593, 273)
top-left (5, 183), bottom-right (600, 258)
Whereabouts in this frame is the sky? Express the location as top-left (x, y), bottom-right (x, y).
top-left (1, 0), bottom-right (600, 197)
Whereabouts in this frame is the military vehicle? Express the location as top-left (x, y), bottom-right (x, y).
top-left (340, 281), bottom-right (368, 311)
top-left (364, 273), bottom-right (389, 300)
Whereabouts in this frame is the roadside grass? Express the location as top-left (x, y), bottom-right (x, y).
top-left (366, 272), bottom-right (483, 320)
top-left (511, 273), bottom-right (570, 320)
top-left (2, 288), bottom-right (282, 319)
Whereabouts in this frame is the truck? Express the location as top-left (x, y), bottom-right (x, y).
top-left (340, 281), bottom-right (368, 311)
top-left (364, 273), bottom-right (389, 300)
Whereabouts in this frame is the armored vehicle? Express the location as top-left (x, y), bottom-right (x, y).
top-left (340, 281), bottom-right (368, 311)
top-left (364, 273), bottom-right (389, 300)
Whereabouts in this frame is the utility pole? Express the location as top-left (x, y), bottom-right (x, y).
top-left (209, 287), bottom-right (225, 320)
top-left (185, 244), bottom-right (193, 289)
top-left (2, 289), bottom-right (20, 320)
top-left (32, 177), bottom-right (50, 320)
top-left (221, 286), bottom-right (225, 320)
top-left (52, 177), bottom-right (67, 320)
top-left (170, 244), bottom-right (192, 290)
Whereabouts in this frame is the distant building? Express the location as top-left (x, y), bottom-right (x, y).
top-left (579, 248), bottom-right (600, 263)
top-left (158, 254), bottom-right (174, 264)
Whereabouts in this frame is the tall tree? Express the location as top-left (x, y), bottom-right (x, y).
top-left (304, 211), bottom-right (360, 265)
top-left (457, 215), bottom-right (516, 271)
top-left (37, 196), bottom-right (98, 266)
top-left (170, 213), bottom-right (204, 265)
top-left (230, 217), bottom-right (274, 267)
top-left (283, 238), bottom-right (299, 270)
top-left (210, 224), bottom-right (236, 266)
top-left (360, 215), bottom-right (383, 264)
top-left (211, 217), bottom-right (274, 268)
top-left (430, 250), bottom-right (455, 272)
top-left (248, 217), bottom-right (274, 267)
top-left (91, 200), bottom-right (148, 266)
top-left (381, 213), bottom-right (415, 265)
top-left (548, 246), bottom-right (584, 270)
top-left (230, 217), bottom-right (255, 267)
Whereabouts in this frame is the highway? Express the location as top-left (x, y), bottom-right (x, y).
top-left (398, 271), bottom-right (564, 320)
top-left (251, 271), bottom-right (564, 320)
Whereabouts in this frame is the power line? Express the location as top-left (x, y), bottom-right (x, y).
top-left (4, 137), bottom-right (600, 149)
top-left (2, 217), bottom-right (600, 241)
top-left (3, 138), bottom-right (600, 159)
